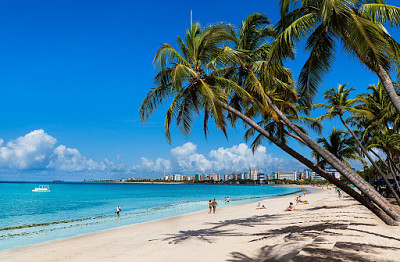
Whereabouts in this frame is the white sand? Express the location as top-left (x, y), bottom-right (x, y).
top-left (1, 187), bottom-right (400, 261)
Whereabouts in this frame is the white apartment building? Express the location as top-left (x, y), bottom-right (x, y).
top-left (250, 168), bottom-right (259, 180)
top-left (276, 171), bottom-right (297, 180)
top-left (171, 174), bottom-right (182, 181)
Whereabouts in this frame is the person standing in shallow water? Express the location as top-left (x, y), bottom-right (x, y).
top-left (116, 205), bottom-right (121, 217)
top-left (211, 199), bottom-right (217, 214)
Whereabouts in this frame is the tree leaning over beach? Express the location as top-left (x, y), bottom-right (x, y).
top-left (315, 84), bottom-right (400, 205)
top-left (140, 16), bottom-right (398, 224)
top-left (228, 26), bottom-right (400, 221)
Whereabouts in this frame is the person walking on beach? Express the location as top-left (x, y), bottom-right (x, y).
top-left (224, 197), bottom-right (227, 205)
top-left (116, 205), bottom-right (121, 217)
top-left (337, 189), bottom-right (342, 199)
top-left (226, 196), bottom-right (230, 205)
top-left (208, 200), bottom-right (212, 214)
top-left (211, 199), bottom-right (217, 214)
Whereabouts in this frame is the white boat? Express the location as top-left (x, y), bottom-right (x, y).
top-left (32, 185), bottom-right (50, 192)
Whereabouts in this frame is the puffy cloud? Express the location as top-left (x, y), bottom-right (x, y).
top-left (171, 143), bottom-right (212, 173)
top-left (0, 129), bottom-right (56, 169)
top-left (48, 145), bottom-right (106, 171)
top-left (0, 130), bottom-right (302, 177)
top-left (134, 157), bottom-right (172, 173)
top-left (138, 142), bottom-right (295, 175)
top-left (208, 143), bottom-right (285, 173)
top-left (0, 130), bottom-right (123, 173)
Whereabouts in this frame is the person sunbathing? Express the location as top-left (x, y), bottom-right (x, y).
top-left (285, 202), bottom-right (301, 211)
top-left (256, 205), bottom-right (266, 209)
top-left (285, 202), bottom-right (295, 211)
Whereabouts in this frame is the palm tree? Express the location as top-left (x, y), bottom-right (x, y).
top-left (315, 84), bottom-right (400, 205)
top-left (312, 127), bottom-right (365, 168)
top-left (249, 1), bottom-right (400, 220)
top-left (140, 22), bottom-right (243, 142)
top-left (276, 0), bottom-right (400, 114)
top-left (367, 129), bottom-right (400, 195)
top-left (140, 17), bottom-right (398, 224)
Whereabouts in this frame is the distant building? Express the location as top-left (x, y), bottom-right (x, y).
top-left (208, 174), bottom-right (220, 181)
top-left (275, 171), bottom-right (297, 180)
top-left (224, 174), bottom-right (233, 181)
top-left (182, 175), bottom-right (194, 181)
top-left (250, 168), bottom-right (259, 180)
top-left (171, 174), bottom-right (182, 181)
top-left (325, 166), bottom-right (340, 180)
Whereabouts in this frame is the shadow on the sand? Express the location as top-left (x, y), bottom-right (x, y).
top-left (158, 199), bottom-right (397, 262)
top-left (228, 241), bottom-right (399, 262)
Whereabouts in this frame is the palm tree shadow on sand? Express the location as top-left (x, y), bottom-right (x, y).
top-left (156, 205), bottom-right (400, 261)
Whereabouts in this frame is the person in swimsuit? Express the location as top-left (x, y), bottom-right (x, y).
top-left (116, 205), bottom-right (121, 217)
top-left (212, 199), bottom-right (217, 214)
top-left (285, 202), bottom-right (295, 211)
top-left (208, 200), bottom-right (212, 214)
top-left (226, 196), bottom-right (229, 205)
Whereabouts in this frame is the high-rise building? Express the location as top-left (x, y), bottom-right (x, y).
top-left (250, 168), bottom-right (259, 180)
top-left (275, 171), bottom-right (296, 180)
top-left (208, 174), bottom-right (220, 181)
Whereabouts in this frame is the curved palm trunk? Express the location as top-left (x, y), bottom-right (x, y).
top-left (263, 95), bottom-right (400, 221)
top-left (216, 100), bottom-right (397, 225)
top-left (339, 115), bottom-right (400, 206)
top-left (387, 151), bottom-right (400, 196)
top-left (376, 66), bottom-right (400, 115)
top-left (369, 149), bottom-right (400, 197)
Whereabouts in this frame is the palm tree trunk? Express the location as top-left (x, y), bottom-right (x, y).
top-left (369, 149), bottom-right (400, 198)
top-left (339, 115), bottom-right (400, 206)
top-left (216, 100), bottom-right (397, 225)
top-left (263, 95), bottom-right (400, 221)
top-left (387, 151), bottom-right (400, 196)
top-left (376, 66), bottom-right (400, 115)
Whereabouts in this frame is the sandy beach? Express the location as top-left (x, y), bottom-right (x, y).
top-left (1, 187), bottom-right (400, 262)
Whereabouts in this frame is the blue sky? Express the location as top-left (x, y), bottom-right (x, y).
top-left (0, 0), bottom-right (398, 180)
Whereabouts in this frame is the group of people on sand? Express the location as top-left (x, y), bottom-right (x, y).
top-left (208, 199), bottom-right (218, 214)
top-left (285, 190), bottom-right (309, 212)
top-left (208, 197), bottom-right (230, 214)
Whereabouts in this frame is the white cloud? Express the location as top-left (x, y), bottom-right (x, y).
top-left (0, 129), bottom-right (123, 173)
top-left (208, 143), bottom-right (285, 173)
top-left (48, 145), bottom-right (106, 171)
top-left (137, 142), bottom-right (294, 175)
top-left (134, 157), bottom-right (172, 173)
top-left (0, 130), bottom-right (302, 178)
top-left (0, 129), bottom-right (56, 169)
top-left (171, 142), bottom-right (212, 173)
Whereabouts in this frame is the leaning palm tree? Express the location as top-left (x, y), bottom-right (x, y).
top-left (367, 129), bottom-right (400, 195)
top-left (140, 18), bottom-right (398, 224)
top-left (312, 127), bottom-right (366, 169)
top-left (315, 84), bottom-right (400, 205)
top-left (250, 1), bottom-right (400, 221)
top-left (276, 0), bottom-right (400, 114)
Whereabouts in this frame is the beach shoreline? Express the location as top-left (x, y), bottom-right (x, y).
top-left (2, 186), bottom-right (399, 261)
top-left (0, 185), bottom-right (307, 252)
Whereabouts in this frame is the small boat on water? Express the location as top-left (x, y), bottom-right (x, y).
top-left (32, 185), bottom-right (50, 192)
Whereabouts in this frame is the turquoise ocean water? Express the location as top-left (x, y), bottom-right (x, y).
top-left (0, 182), bottom-right (301, 250)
